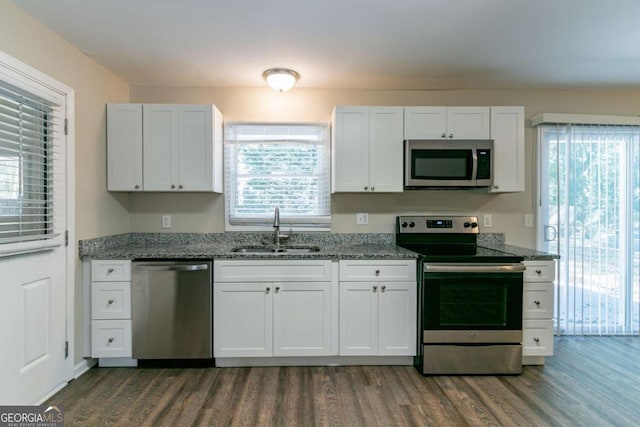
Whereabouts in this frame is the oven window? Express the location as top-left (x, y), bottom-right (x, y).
top-left (440, 284), bottom-right (507, 326)
top-left (412, 149), bottom-right (472, 180)
top-left (423, 272), bottom-right (523, 330)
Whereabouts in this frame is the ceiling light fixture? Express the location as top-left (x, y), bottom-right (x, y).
top-left (262, 68), bottom-right (300, 92)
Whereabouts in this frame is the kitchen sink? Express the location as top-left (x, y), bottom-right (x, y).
top-left (231, 245), bottom-right (320, 254)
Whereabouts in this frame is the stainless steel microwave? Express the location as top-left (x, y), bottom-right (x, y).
top-left (404, 139), bottom-right (494, 188)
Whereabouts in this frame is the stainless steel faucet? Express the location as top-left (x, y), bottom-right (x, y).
top-left (273, 206), bottom-right (289, 245)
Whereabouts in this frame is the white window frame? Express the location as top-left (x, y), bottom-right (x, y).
top-left (224, 122), bottom-right (331, 232)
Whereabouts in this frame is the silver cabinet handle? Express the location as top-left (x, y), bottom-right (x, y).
top-left (375, 269), bottom-right (380, 275)
top-left (107, 268), bottom-right (114, 274)
top-left (536, 270), bottom-right (542, 274)
top-left (371, 186), bottom-right (375, 191)
top-left (441, 133), bottom-right (446, 138)
top-left (448, 133), bottom-right (454, 138)
top-left (265, 286), bottom-right (271, 294)
top-left (364, 186), bottom-right (368, 191)
top-left (381, 285), bottom-right (386, 292)
top-left (134, 184), bottom-right (140, 189)
top-left (373, 285), bottom-right (378, 292)
top-left (107, 299), bottom-right (114, 305)
top-left (534, 300), bottom-right (541, 306)
top-left (134, 264), bottom-right (209, 272)
top-left (179, 185), bottom-right (184, 189)
top-left (275, 286), bottom-right (280, 293)
top-left (533, 337), bottom-right (540, 343)
top-left (108, 337), bottom-right (114, 343)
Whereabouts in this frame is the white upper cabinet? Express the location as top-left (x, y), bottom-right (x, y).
top-left (107, 103), bottom-right (223, 192)
top-left (106, 104), bottom-right (143, 191)
top-left (404, 106), bottom-right (490, 140)
top-left (489, 106), bottom-right (525, 193)
top-left (332, 106), bottom-right (404, 193)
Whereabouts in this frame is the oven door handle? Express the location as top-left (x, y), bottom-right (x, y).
top-left (424, 263), bottom-right (526, 273)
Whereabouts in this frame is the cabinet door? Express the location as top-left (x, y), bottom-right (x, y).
top-left (489, 106), bottom-right (525, 193)
top-left (331, 106), bottom-right (370, 192)
top-left (378, 282), bottom-right (417, 356)
top-left (143, 104), bottom-right (179, 191)
top-left (214, 283), bottom-right (273, 357)
top-left (369, 107), bottom-right (404, 192)
top-left (106, 104), bottom-right (143, 191)
top-left (339, 282), bottom-right (378, 355)
top-left (403, 107), bottom-right (447, 139)
top-left (178, 105), bottom-right (213, 191)
top-left (447, 107), bottom-right (490, 139)
top-left (273, 282), bottom-right (332, 356)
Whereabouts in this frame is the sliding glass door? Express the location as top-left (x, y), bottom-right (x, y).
top-left (538, 124), bottom-right (640, 335)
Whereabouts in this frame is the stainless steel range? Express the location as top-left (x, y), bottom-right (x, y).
top-left (396, 215), bottom-right (525, 375)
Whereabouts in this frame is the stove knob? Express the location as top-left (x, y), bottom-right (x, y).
top-left (463, 222), bottom-right (471, 228)
top-left (471, 222), bottom-right (478, 228)
top-left (401, 222), bottom-right (408, 228)
top-left (409, 222), bottom-right (416, 228)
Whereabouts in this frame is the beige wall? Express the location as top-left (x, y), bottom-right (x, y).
top-left (130, 85), bottom-right (640, 247)
top-left (0, 0), bottom-right (130, 365)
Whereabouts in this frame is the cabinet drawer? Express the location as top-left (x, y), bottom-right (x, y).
top-left (214, 260), bottom-right (332, 282)
top-left (91, 282), bottom-right (131, 320)
top-left (523, 261), bottom-right (555, 282)
top-left (339, 260), bottom-right (416, 281)
top-left (522, 319), bottom-right (554, 356)
top-left (523, 282), bottom-right (554, 319)
top-left (91, 260), bottom-right (131, 281)
top-left (91, 320), bottom-right (132, 358)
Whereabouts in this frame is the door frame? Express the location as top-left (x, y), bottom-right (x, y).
top-left (0, 50), bottom-right (76, 398)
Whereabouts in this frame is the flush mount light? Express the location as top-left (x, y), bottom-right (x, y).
top-left (262, 68), bottom-right (300, 92)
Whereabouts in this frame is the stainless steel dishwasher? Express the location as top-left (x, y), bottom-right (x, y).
top-left (132, 261), bottom-right (212, 359)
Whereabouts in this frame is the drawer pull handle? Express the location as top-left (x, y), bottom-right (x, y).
top-left (108, 337), bottom-right (114, 343)
top-left (266, 286), bottom-right (271, 294)
top-left (375, 269), bottom-right (380, 275)
top-left (533, 337), bottom-right (540, 343)
top-left (275, 286), bottom-right (280, 293)
top-left (373, 285), bottom-right (378, 292)
top-left (107, 268), bottom-right (114, 274)
top-left (534, 300), bottom-right (541, 306)
top-left (107, 299), bottom-right (114, 305)
top-left (381, 285), bottom-right (386, 292)
top-left (535, 270), bottom-right (542, 274)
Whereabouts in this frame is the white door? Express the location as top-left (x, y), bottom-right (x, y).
top-left (339, 282), bottom-right (378, 355)
top-left (213, 283), bottom-right (273, 357)
top-left (447, 107), bottom-right (491, 139)
top-left (0, 52), bottom-right (73, 404)
top-left (378, 282), bottom-right (417, 355)
top-left (106, 103), bottom-right (143, 191)
top-left (369, 107), bottom-right (404, 192)
top-left (273, 282), bottom-right (331, 356)
top-left (178, 105), bottom-right (212, 191)
top-left (331, 106), bottom-right (369, 192)
top-left (143, 104), bottom-right (179, 191)
top-left (403, 107), bottom-right (447, 139)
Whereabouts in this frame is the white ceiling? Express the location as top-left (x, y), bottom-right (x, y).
top-left (12, 0), bottom-right (640, 90)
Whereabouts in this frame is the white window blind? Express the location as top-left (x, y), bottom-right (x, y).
top-left (224, 122), bottom-right (331, 228)
top-left (0, 81), bottom-right (62, 245)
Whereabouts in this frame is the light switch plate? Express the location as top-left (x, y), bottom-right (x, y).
top-left (483, 214), bottom-right (493, 228)
top-left (524, 214), bottom-right (534, 228)
top-left (356, 213), bottom-right (369, 225)
top-left (161, 215), bottom-right (172, 229)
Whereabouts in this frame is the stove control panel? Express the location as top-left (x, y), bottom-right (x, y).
top-left (397, 216), bottom-right (480, 234)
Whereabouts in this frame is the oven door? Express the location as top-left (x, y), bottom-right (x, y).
top-left (422, 263), bottom-right (524, 344)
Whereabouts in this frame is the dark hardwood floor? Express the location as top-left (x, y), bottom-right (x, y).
top-left (48, 337), bottom-right (640, 426)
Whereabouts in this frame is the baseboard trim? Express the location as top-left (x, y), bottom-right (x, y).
top-left (215, 356), bottom-right (413, 367)
top-left (74, 358), bottom-right (97, 378)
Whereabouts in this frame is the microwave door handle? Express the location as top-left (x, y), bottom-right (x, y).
top-left (471, 148), bottom-right (478, 181)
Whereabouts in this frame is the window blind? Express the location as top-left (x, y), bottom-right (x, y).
top-left (0, 81), bottom-right (62, 245)
top-left (224, 122), bottom-right (331, 228)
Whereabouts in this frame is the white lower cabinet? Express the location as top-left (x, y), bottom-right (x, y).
top-left (522, 260), bottom-right (556, 364)
top-left (214, 260), bottom-right (334, 358)
top-left (339, 260), bottom-right (417, 356)
top-left (88, 260), bottom-right (134, 361)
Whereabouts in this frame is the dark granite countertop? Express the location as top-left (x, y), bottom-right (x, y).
top-left (79, 232), bottom-right (557, 262)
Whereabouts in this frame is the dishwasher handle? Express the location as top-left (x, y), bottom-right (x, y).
top-left (134, 263), bottom-right (209, 272)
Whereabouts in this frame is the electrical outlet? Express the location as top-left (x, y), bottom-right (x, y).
top-left (356, 213), bottom-right (369, 225)
top-left (483, 214), bottom-right (493, 228)
top-left (524, 214), bottom-right (534, 228)
top-left (161, 215), bottom-right (172, 229)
